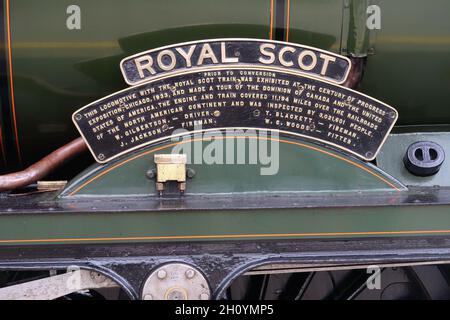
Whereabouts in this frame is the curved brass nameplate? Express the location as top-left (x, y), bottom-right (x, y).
top-left (120, 38), bottom-right (351, 86)
top-left (73, 67), bottom-right (397, 163)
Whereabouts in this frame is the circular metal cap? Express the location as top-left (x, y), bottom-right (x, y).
top-left (141, 263), bottom-right (210, 300)
top-left (403, 141), bottom-right (445, 176)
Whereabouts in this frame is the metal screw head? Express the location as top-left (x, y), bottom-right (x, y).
top-left (157, 269), bottom-right (167, 279)
top-left (143, 294), bottom-right (153, 300)
top-left (74, 114), bottom-right (82, 121)
top-left (185, 269), bottom-right (196, 279)
top-left (199, 293), bottom-right (210, 300)
top-left (98, 153), bottom-right (105, 161)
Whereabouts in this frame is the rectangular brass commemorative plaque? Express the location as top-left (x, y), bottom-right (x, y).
top-left (73, 67), bottom-right (398, 163)
top-left (120, 39), bottom-right (351, 86)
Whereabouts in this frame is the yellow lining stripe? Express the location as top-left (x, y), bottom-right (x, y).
top-left (1, 229), bottom-right (450, 244)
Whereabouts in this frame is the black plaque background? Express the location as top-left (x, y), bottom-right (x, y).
top-left (73, 68), bottom-right (398, 163)
top-left (120, 39), bottom-right (351, 86)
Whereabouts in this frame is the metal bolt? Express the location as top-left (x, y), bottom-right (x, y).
top-left (74, 114), bottom-right (82, 121)
top-left (146, 169), bottom-right (156, 179)
top-left (199, 293), bottom-right (210, 300)
top-left (185, 269), bottom-right (196, 279)
top-left (157, 269), bottom-right (167, 279)
top-left (98, 153), bottom-right (105, 161)
top-left (365, 151), bottom-right (374, 159)
top-left (143, 294), bottom-right (153, 300)
top-left (186, 168), bottom-right (196, 179)
top-left (253, 109), bottom-right (261, 117)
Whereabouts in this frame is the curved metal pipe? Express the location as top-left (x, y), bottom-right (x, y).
top-left (343, 57), bottom-right (366, 89)
top-left (0, 137), bottom-right (87, 192)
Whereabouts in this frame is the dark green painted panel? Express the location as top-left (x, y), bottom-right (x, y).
top-left (288, 0), bottom-right (342, 52)
top-left (359, 0), bottom-right (450, 125)
top-left (61, 135), bottom-right (404, 196)
top-left (8, 0), bottom-right (271, 166)
top-left (5, 0), bottom-right (450, 170)
top-left (0, 204), bottom-right (450, 246)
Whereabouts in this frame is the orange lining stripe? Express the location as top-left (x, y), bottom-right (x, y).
top-left (1, 229), bottom-right (450, 244)
top-left (269, 0), bottom-right (274, 39)
top-left (69, 136), bottom-right (401, 196)
top-left (285, 0), bottom-right (291, 41)
top-left (5, 0), bottom-right (21, 162)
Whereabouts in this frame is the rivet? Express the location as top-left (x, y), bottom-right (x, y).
top-left (185, 269), bottom-right (196, 279)
top-left (199, 293), bottom-right (210, 300)
top-left (146, 169), bottom-right (156, 179)
top-left (157, 269), bottom-right (167, 279)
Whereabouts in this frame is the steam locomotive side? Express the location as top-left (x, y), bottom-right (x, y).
top-left (0, 0), bottom-right (449, 300)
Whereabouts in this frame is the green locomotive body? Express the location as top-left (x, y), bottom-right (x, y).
top-left (0, 0), bottom-right (449, 300)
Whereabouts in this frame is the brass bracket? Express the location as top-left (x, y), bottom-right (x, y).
top-left (154, 154), bottom-right (187, 195)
